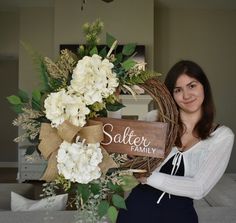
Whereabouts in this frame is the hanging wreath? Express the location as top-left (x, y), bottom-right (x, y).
top-left (7, 19), bottom-right (179, 222)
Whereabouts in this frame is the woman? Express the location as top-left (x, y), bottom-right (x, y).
top-left (117, 60), bottom-right (234, 223)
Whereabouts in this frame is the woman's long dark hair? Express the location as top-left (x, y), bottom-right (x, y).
top-left (164, 60), bottom-right (215, 147)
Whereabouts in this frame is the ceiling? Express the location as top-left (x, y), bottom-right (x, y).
top-left (157, 0), bottom-right (236, 10)
top-left (0, 0), bottom-right (54, 10)
top-left (1, 0), bottom-right (236, 11)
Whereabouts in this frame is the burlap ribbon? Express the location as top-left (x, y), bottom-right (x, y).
top-left (38, 120), bottom-right (118, 182)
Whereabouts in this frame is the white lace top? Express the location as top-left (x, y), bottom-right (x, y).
top-left (146, 125), bottom-right (235, 200)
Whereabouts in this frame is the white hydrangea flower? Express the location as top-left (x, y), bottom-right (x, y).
top-left (100, 58), bottom-right (119, 97)
top-left (57, 140), bottom-right (103, 184)
top-left (70, 54), bottom-right (119, 105)
top-left (44, 89), bottom-right (90, 128)
top-left (64, 93), bottom-right (90, 127)
top-left (44, 89), bottom-right (68, 127)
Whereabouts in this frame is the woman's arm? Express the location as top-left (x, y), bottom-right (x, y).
top-left (146, 128), bottom-right (234, 199)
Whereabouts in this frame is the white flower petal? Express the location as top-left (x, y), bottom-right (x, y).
top-left (56, 141), bottom-right (103, 184)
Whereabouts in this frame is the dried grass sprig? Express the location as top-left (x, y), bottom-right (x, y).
top-left (44, 49), bottom-right (77, 79)
top-left (12, 107), bottom-right (44, 142)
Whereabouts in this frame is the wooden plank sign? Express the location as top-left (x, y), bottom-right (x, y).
top-left (95, 117), bottom-right (168, 158)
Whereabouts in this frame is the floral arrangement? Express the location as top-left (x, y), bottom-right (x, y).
top-left (7, 19), bottom-right (161, 222)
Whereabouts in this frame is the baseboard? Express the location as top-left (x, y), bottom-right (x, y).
top-left (0, 162), bottom-right (18, 168)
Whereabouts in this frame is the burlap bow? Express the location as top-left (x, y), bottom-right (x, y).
top-left (38, 120), bottom-right (118, 182)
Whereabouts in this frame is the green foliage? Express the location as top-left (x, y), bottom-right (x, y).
top-left (70, 179), bottom-right (127, 223)
top-left (6, 95), bottom-right (22, 105)
top-left (7, 94), bottom-right (25, 114)
top-left (20, 41), bottom-right (43, 70)
top-left (99, 46), bottom-right (107, 58)
top-left (106, 100), bottom-right (125, 112)
top-left (121, 58), bottom-right (137, 71)
top-left (98, 195), bottom-right (124, 223)
top-left (55, 175), bottom-right (71, 191)
top-left (125, 70), bottom-right (161, 85)
top-left (119, 175), bottom-right (139, 191)
top-left (113, 66), bottom-right (126, 79)
top-left (77, 45), bottom-right (85, 58)
top-left (25, 145), bottom-right (37, 156)
top-left (90, 183), bottom-right (100, 195)
top-left (94, 178), bottom-right (127, 222)
top-left (114, 53), bottom-right (123, 65)
top-left (48, 76), bottom-right (67, 92)
top-left (107, 181), bottom-right (123, 193)
top-left (107, 206), bottom-right (118, 223)
top-left (77, 184), bottom-right (91, 203)
top-left (122, 43), bottom-right (136, 56)
top-left (6, 88), bottom-right (45, 115)
top-left (89, 102), bottom-right (105, 112)
top-left (96, 108), bottom-right (108, 118)
top-left (32, 89), bottom-right (41, 103)
top-left (12, 104), bottom-right (24, 114)
top-left (83, 19), bottom-right (104, 50)
top-left (106, 33), bottom-right (117, 49)
top-left (39, 60), bottom-right (51, 92)
top-left (31, 90), bottom-right (42, 111)
top-left (89, 46), bottom-right (98, 56)
top-left (112, 194), bottom-right (127, 209)
top-left (18, 89), bottom-right (29, 103)
top-left (98, 200), bottom-right (110, 218)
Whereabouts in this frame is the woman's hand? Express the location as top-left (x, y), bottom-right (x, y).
top-left (137, 177), bottom-right (147, 184)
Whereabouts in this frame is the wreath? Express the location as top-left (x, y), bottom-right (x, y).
top-left (7, 19), bottom-right (178, 222)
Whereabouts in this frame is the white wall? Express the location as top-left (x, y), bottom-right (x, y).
top-left (54, 0), bottom-right (154, 69)
top-left (155, 5), bottom-right (236, 172)
top-left (19, 7), bottom-right (54, 92)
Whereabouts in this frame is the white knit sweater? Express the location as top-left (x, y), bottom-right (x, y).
top-left (146, 125), bottom-right (235, 200)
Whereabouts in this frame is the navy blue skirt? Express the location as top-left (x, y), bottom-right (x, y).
top-left (117, 155), bottom-right (198, 223)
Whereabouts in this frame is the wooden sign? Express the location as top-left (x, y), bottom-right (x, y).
top-left (95, 117), bottom-right (168, 158)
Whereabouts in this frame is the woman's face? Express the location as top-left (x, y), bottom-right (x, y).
top-left (173, 74), bottom-right (204, 114)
